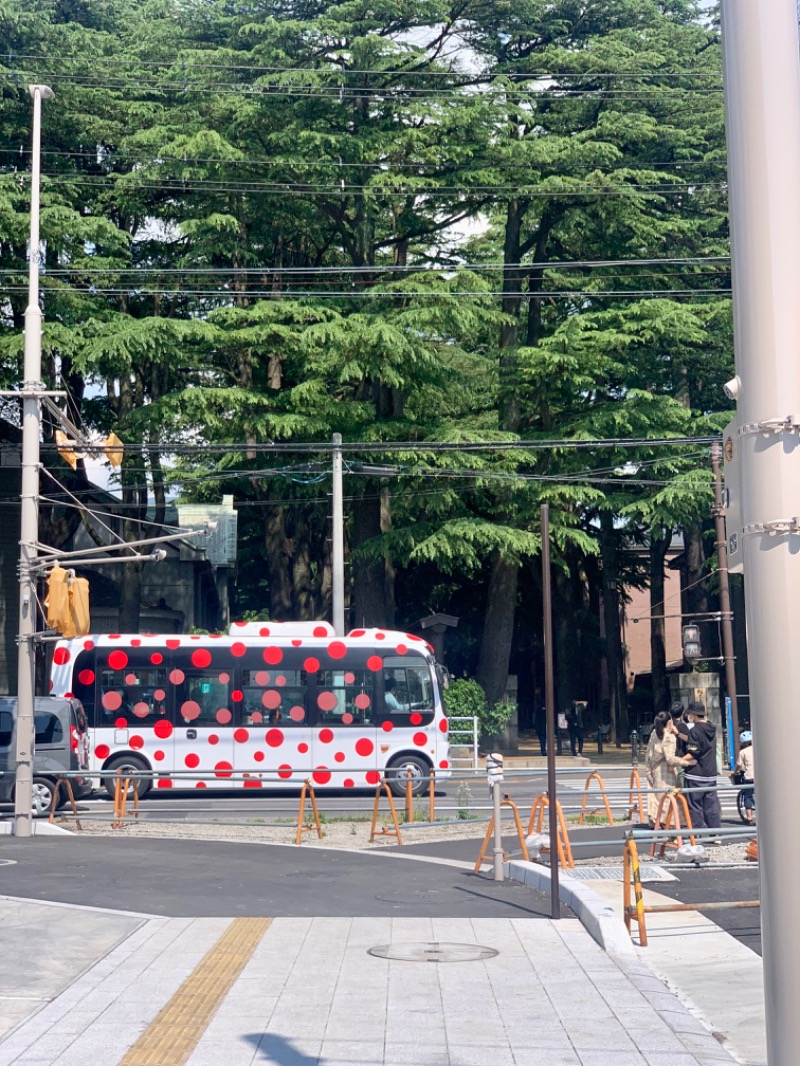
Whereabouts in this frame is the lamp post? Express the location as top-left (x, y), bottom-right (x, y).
top-left (14, 84), bottom-right (54, 838)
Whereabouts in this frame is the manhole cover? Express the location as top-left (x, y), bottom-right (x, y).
top-left (368, 941), bottom-right (499, 963)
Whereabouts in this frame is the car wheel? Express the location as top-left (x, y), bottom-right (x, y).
top-left (386, 754), bottom-right (431, 797)
top-left (102, 755), bottom-right (152, 800)
top-left (31, 776), bottom-right (57, 817)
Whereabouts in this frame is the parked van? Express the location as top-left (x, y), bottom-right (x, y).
top-left (0, 697), bottom-right (92, 814)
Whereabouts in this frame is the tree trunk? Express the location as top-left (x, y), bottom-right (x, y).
top-left (649, 528), bottom-right (673, 719)
top-left (264, 506), bottom-right (293, 620)
top-left (350, 492), bottom-right (389, 628)
top-left (118, 562), bottom-right (143, 632)
top-left (476, 553), bottom-right (519, 707)
top-left (599, 511), bottom-right (628, 744)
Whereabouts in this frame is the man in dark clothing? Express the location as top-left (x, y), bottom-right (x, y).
top-left (672, 700), bottom-right (721, 831)
top-left (533, 701), bottom-right (547, 756)
top-left (566, 701), bottom-right (586, 756)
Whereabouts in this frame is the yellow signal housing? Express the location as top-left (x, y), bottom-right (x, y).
top-left (45, 566), bottom-right (71, 633)
top-left (104, 432), bottom-right (124, 468)
top-left (55, 430), bottom-right (78, 470)
top-left (66, 575), bottom-right (90, 638)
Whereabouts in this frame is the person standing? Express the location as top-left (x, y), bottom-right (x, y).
top-left (671, 701), bottom-right (721, 832)
top-left (645, 711), bottom-right (683, 826)
top-left (566, 700), bottom-right (585, 756)
top-left (533, 699), bottom-right (547, 757)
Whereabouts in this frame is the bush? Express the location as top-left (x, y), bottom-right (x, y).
top-left (443, 678), bottom-right (515, 741)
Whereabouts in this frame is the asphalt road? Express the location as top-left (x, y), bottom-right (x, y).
top-left (0, 835), bottom-right (569, 920)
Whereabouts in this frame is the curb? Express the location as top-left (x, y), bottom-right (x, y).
top-left (0, 820), bottom-right (72, 836)
top-left (506, 859), bottom-right (635, 957)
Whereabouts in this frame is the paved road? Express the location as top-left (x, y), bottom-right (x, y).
top-left (0, 836), bottom-right (570, 919)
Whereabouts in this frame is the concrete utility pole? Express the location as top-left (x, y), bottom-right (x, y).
top-left (331, 433), bottom-right (345, 635)
top-left (540, 504), bottom-right (560, 920)
top-left (710, 442), bottom-right (740, 762)
top-left (721, 2), bottom-right (800, 1061)
top-left (14, 85), bottom-right (53, 838)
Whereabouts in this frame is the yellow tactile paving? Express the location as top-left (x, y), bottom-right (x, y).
top-left (119, 917), bottom-right (272, 1066)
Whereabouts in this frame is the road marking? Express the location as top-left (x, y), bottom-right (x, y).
top-left (119, 917), bottom-right (272, 1066)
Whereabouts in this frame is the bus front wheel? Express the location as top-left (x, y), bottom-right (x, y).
top-left (386, 754), bottom-right (431, 797)
top-left (102, 755), bottom-right (152, 800)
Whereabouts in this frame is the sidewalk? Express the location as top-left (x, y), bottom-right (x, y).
top-left (0, 898), bottom-right (740, 1066)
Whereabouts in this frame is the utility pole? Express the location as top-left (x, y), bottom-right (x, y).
top-left (710, 442), bottom-right (740, 762)
top-left (331, 433), bottom-right (345, 635)
top-left (540, 504), bottom-right (560, 920)
top-left (14, 85), bottom-right (53, 838)
top-left (721, 3), bottom-right (800, 1061)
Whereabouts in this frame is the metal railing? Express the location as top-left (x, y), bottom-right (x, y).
top-left (447, 715), bottom-right (479, 770)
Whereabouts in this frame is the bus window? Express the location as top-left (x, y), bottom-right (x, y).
top-left (175, 672), bottom-right (231, 727)
top-left (99, 663), bottom-right (169, 726)
top-left (241, 669), bottom-right (308, 728)
top-left (382, 656), bottom-right (434, 724)
top-left (316, 670), bottom-right (375, 727)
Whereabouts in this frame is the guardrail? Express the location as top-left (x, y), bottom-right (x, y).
top-left (447, 715), bottom-right (479, 770)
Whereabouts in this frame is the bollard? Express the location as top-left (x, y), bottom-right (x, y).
top-left (405, 770), bottom-right (414, 824)
top-left (630, 729), bottom-right (639, 767)
top-left (486, 753), bottom-right (505, 882)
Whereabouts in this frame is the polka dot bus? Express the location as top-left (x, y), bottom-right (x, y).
top-left (49, 622), bottom-right (451, 798)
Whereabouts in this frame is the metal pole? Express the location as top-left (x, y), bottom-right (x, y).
top-left (331, 432), bottom-right (345, 635)
top-left (491, 780), bottom-right (504, 882)
top-left (711, 442), bottom-right (741, 762)
top-left (721, 3), bottom-right (800, 1061)
top-left (541, 504), bottom-right (560, 919)
top-left (14, 86), bottom-right (53, 838)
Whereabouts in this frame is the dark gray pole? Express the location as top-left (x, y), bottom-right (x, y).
top-left (332, 433), bottom-right (345, 635)
top-left (721, 1), bottom-right (800, 1059)
top-left (710, 442), bottom-right (740, 762)
top-left (541, 504), bottom-right (559, 919)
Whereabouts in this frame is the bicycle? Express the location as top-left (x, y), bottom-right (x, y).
top-left (733, 772), bottom-right (756, 825)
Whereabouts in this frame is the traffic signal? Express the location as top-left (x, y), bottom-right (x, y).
top-left (45, 566), bottom-right (71, 632)
top-left (66, 576), bottom-right (90, 638)
top-left (103, 432), bottom-right (124, 468)
top-left (55, 430), bottom-right (78, 470)
top-left (682, 624), bottom-right (702, 663)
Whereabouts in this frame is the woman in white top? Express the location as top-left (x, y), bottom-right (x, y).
top-left (735, 730), bottom-right (755, 823)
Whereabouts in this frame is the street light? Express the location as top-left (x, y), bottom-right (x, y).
top-left (14, 85), bottom-right (54, 838)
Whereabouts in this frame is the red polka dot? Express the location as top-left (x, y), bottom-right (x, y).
top-left (102, 691), bottom-right (122, 711)
top-left (214, 761), bottom-right (233, 778)
top-left (234, 728), bottom-right (250, 743)
top-left (131, 639), bottom-right (141, 647)
top-left (166, 639), bottom-right (180, 650)
top-left (350, 629), bottom-right (365, 638)
top-left (115, 717), bottom-right (127, 728)
top-left (154, 689), bottom-right (165, 701)
top-left (396, 644), bottom-right (408, 655)
top-left (343, 778), bottom-right (355, 788)
top-left (367, 656), bottom-right (382, 671)
top-left (262, 690), bottom-right (281, 710)
top-left (109, 634), bottom-right (121, 640)
top-left (180, 701), bottom-right (201, 722)
top-left (313, 626), bottom-right (329, 637)
top-left (125, 673), bottom-right (137, 685)
top-left (157, 779), bottom-right (173, 789)
top-left (303, 657), bottom-right (320, 673)
top-left (129, 735), bottom-right (144, 750)
top-left (266, 729), bottom-right (284, 748)
top-left (263, 646), bottom-right (283, 665)
top-left (108, 650), bottom-right (128, 670)
top-left (132, 702), bottom-right (149, 718)
top-left (341, 713), bottom-right (353, 725)
top-left (231, 642), bottom-right (247, 657)
top-left (328, 641), bottom-right (347, 659)
top-left (278, 764), bottom-right (293, 779)
top-left (154, 719), bottom-right (173, 739)
top-left (254, 750), bottom-right (265, 762)
top-left (319, 728), bottom-right (334, 744)
top-left (297, 742), bottom-right (309, 754)
top-left (289, 706), bottom-right (305, 722)
top-left (259, 626), bottom-right (271, 637)
top-left (150, 652), bottom-right (163, 665)
top-left (244, 780), bottom-right (262, 789)
top-left (375, 632), bottom-right (386, 640)
top-left (191, 649), bottom-right (212, 668)
top-left (169, 668), bottom-right (185, 685)
top-left (216, 708), bottom-right (232, 725)
top-left (255, 671), bottom-right (270, 686)
top-left (413, 732), bottom-right (427, 746)
top-left (344, 672), bottom-right (355, 684)
top-left (83, 640), bottom-right (95, 650)
top-left (154, 750), bottom-right (165, 761)
top-left (291, 639), bottom-right (302, 647)
top-left (208, 734), bottom-right (219, 745)
top-left (196, 782), bottom-right (207, 789)
top-left (185, 753), bottom-right (200, 769)
top-left (94, 744), bottom-right (110, 759)
top-left (354, 694), bottom-right (370, 710)
top-left (251, 711), bottom-right (263, 724)
top-left (439, 759), bottom-right (449, 769)
top-left (53, 646), bottom-right (71, 666)
top-left (381, 721), bottom-right (394, 732)
top-left (78, 669), bottom-right (95, 686)
top-left (313, 768), bottom-right (331, 785)
top-left (410, 712), bottom-right (422, 725)
top-left (366, 770), bottom-right (381, 785)
top-left (334, 751), bottom-right (346, 763)
top-left (276, 675), bottom-right (286, 687)
top-left (355, 738), bottom-right (374, 757)
top-left (218, 672), bottom-right (230, 684)
top-left (231, 689), bottom-right (243, 703)
top-left (317, 691), bottom-right (338, 712)
top-left (439, 719), bottom-right (448, 734)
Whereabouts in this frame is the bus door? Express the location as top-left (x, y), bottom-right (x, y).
top-left (170, 661), bottom-right (235, 789)
top-left (313, 664), bottom-right (378, 788)
top-left (236, 655), bottom-right (312, 788)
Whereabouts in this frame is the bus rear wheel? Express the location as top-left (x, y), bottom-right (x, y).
top-left (102, 755), bottom-right (152, 800)
top-left (386, 754), bottom-right (431, 797)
